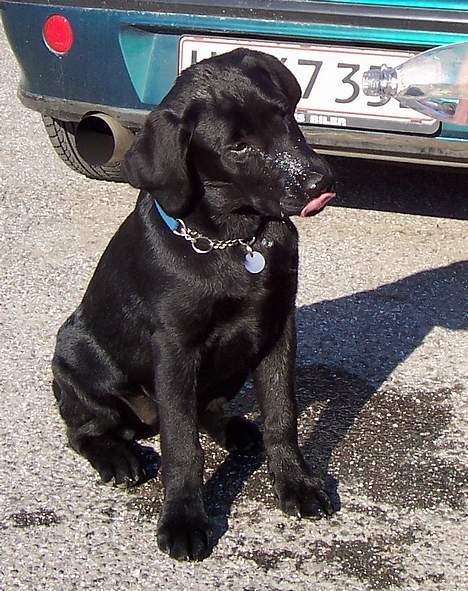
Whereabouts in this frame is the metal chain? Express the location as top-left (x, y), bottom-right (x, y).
top-left (172, 218), bottom-right (256, 254)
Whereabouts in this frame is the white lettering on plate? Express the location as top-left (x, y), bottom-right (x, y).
top-left (309, 114), bottom-right (347, 126)
top-left (295, 112), bottom-right (347, 126)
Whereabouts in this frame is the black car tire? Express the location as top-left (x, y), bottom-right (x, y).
top-left (42, 115), bottom-right (127, 182)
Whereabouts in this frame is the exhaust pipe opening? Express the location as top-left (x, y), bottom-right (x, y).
top-left (76, 113), bottom-right (134, 166)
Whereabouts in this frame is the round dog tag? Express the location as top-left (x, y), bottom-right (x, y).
top-left (244, 251), bottom-right (266, 274)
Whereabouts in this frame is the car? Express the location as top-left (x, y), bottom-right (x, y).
top-left (2, 0), bottom-right (468, 182)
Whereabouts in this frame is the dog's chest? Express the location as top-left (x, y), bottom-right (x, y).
top-left (198, 236), bottom-right (297, 376)
top-left (198, 294), bottom-right (285, 389)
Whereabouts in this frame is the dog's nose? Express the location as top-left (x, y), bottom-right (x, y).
top-left (305, 173), bottom-right (336, 197)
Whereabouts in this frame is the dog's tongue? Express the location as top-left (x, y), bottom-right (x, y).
top-left (300, 192), bottom-right (336, 217)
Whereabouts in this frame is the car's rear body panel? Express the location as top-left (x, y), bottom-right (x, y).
top-left (2, 0), bottom-right (468, 165)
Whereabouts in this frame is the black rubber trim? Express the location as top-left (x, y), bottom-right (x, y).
top-left (2, 0), bottom-right (468, 34)
top-left (19, 88), bottom-right (147, 128)
top-left (19, 88), bottom-right (468, 166)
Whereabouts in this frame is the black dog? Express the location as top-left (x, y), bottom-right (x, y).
top-left (52, 49), bottom-right (336, 560)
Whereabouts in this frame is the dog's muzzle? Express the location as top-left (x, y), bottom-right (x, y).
top-left (300, 174), bottom-right (336, 217)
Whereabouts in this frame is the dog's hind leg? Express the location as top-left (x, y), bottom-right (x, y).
top-left (199, 397), bottom-right (263, 454)
top-left (52, 374), bottom-right (159, 487)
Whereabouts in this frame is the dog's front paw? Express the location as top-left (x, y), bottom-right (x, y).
top-left (272, 467), bottom-right (333, 518)
top-left (157, 503), bottom-right (212, 561)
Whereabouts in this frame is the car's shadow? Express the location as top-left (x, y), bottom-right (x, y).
top-left (200, 260), bottom-right (467, 550)
top-left (328, 156), bottom-right (468, 220)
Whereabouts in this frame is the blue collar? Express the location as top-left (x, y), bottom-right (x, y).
top-left (153, 200), bottom-right (179, 232)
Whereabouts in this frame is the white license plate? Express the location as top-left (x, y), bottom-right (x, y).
top-left (179, 36), bottom-right (438, 134)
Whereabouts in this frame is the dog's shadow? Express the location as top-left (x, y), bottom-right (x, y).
top-left (200, 260), bottom-right (467, 549)
top-left (128, 261), bottom-right (466, 553)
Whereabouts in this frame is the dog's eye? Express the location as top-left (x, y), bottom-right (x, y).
top-left (230, 143), bottom-right (249, 153)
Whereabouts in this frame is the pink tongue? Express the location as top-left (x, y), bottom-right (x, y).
top-left (300, 192), bottom-right (336, 217)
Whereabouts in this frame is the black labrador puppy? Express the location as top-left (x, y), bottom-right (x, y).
top-left (52, 48), bottom-right (336, 560)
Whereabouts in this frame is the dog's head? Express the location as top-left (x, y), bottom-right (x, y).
top-left (124, 48), bottom-right (336, 219)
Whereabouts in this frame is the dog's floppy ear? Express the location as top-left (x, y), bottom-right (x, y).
top-left (124, 108), bottom-right (193, 217)
top-left (241, 50), bottom-right (302, 110)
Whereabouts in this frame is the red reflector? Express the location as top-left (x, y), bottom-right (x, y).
top-left (43, 15), bottom-right (74, 55)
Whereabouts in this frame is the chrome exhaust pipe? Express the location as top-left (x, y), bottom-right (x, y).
top-left (75, 113), bottom-right (134, 166)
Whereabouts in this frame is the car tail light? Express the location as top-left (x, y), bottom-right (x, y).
top-left (43, 15), bottom-right (74, 55)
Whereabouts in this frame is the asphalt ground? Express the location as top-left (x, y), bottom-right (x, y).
top-left (1, 23), bottom-right (467, 591)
